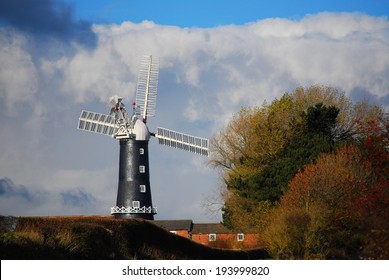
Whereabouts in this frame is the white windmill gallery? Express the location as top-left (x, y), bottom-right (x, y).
top-left (77, 55), bottom-right (209, 220)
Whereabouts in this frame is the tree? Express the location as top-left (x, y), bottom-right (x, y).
top-left (209, 94), bottom-right (298, 184)
top-left (245, 103), bottom-right (340, 203)
top-left (263, 142), bottom-right (388, 259)
top-left (356, 119), bottom-right (389, 258)
top-left (221, 190), bottom-right (272, 231)
top-left (210, 85), bottom-right (388, 231)
top-left (210, 95), bottom-right (300, 228)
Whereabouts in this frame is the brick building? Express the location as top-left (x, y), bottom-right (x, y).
top-left (152, 220), bottom-right (260, 249)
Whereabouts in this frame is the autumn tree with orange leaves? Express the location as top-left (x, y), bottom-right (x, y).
top-left (263, 140), bottom-right (388, 259)
top-left (210, 85), bottom-right (388, 259)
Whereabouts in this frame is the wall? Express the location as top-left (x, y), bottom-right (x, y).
top-left (191, 233), bottom-right (261, 249)
top-left (170, 229), bottom-right (190, 238)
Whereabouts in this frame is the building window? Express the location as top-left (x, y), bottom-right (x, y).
top-left (237, 233), bottom-right (244, 242)
top-left (132, 201), bottom-right (140, 208)
top-left (139, 165), bottom-right (145, 173)
top-left (209, 233), bottom-right (216, 242)
top-left (140, 185), bottom-right (146, 193)
top-left (139, 148), bottom-right (144, 155)
top-left (170, 231), bottom-right (177, 235)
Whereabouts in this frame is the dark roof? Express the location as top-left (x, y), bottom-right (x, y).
top-left (191, 223), bottom-right (233, 234)
top-left (151, 219), bottom-right (193, 231)
top-left (151, 220), bottom-right (254, 234)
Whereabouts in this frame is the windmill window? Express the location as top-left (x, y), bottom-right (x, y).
top-left (237, 233), bottom-right (244, 242)
top-left (139, 165), bottom-right (145, 173)
top-left (132, 201), bottom-right (140, 208)
top-left (139, 148), bottom-right (144, 155)
top-left (140, 185), bottom-right (146, 193)
top-left (209, 233), bottom-right (216, 242)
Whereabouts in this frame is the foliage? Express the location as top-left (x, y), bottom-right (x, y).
top-left (210, 85), bottom-right (387, 234)
top-left (262, 142), bottom-right (388, 259)
top-left (221, 191), bottom-right (272, 230)
top-left (210, 94), bottom-right (298, 184)
top-left (245, 103), bottom-right (340, 203)
top-left (209, 85), bottom-right (388, 259)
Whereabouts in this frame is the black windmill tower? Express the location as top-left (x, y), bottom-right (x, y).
top-left (77, 55), bottom-right (209, 220)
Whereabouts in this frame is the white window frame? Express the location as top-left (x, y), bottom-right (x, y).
top-left (132, 201), bottom-right (140, 208)
top-left (170, 231), bottom-right (177, 235)
top-left (237, 233), bottom-right (244, 242)
top-left (139, 165), bottom-right (145, 173)
top-left (209, 233), bottom-right (216, 242)
top-left (140, 185), bottom-right (146, 193)
top-left (139, 148), bottom-right (144, 155)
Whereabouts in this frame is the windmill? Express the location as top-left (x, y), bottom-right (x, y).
top-left (77, 55), bottom-right (209, 220)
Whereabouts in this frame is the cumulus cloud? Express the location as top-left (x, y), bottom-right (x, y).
top-left (53, 13), bottom-right (389, 126)
top-left (0, 31), bottom-right (38, 113)
top-left (0, 12), bottom-right (388, 221)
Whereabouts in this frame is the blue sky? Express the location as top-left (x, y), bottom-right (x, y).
top-left (69, 0), bottom-right (388, 27)
top-left (0, 0), bottom-right (388, 222)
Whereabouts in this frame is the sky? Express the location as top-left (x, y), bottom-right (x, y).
top-left (0, 0), bottom-right (388, 222)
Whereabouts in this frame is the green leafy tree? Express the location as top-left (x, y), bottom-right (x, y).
top-left (245, 103), bottom-right (340, 203)
top-left (210, 85), bottom-right (387, 230)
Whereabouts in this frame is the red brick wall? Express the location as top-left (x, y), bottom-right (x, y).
top-left (170, 229), bottom-right (190, 238)
top-left (191, 233), bottom-right (261, 249)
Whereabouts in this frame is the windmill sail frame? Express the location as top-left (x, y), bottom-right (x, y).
top-left (135, 55), bottom-right (159, 121)
top-left (77, 110), bottom-right (117, 136)
top-left (155, 127), bottom-right (209, 156)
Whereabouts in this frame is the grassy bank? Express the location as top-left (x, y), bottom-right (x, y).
top-left (0, 216), bottom-right (269, 260)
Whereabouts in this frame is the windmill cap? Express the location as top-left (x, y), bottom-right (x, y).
top-left (133, 119), bottom-right (150, 140)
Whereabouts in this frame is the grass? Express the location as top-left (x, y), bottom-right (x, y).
top-left (0, 216), bottom-right (269, 260)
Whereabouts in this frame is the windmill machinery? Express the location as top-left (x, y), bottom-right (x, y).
top-left (77, 55), bottom-right (209, 220)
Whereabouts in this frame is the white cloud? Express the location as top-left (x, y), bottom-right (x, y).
top-left (55, 13), bottom-right (389, 124)
top-left (0, 30), bottom-right (38, 114)
top-left (1, 12), bottom-right (389, 222)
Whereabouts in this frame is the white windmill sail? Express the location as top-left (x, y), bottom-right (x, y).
top-left (135, 55), bottom-right (159, 122)
top-left (77, 110), bottom-right (117, 136)
top-left (155, 127), bottom-right (209, 156)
